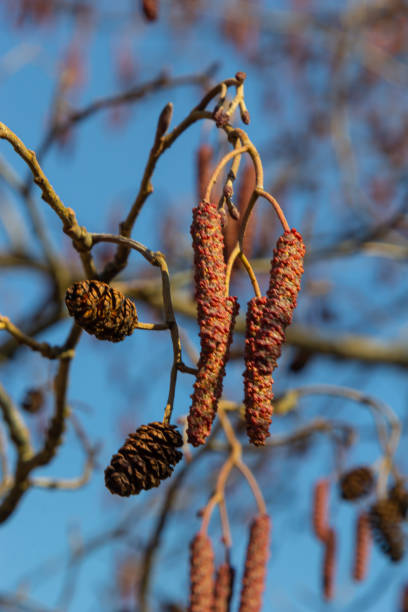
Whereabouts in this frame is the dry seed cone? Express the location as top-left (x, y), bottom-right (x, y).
top-left (189, 533), bottom-right (215, 612)
top-left (21, 388), bottom-right (44, 414)
top-left (389, 481), bottom-right (408, 519)
top-left (104, 422), bottom-right (182, 497)
top-left (65, 280), bottom-right (138, 342)
top-left (339, 466), bottom-right (375, 501)
top-left (369, 498), bottom-right (404, 562)
top-left (239, 514), bottom-right (271, 612)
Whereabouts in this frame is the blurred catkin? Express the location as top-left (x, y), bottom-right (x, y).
top-left (243, 229), bottom-right (305, 445)
top-left (339, 466), bottom-right (374, 501)
top-left (352, 512), bottom-right (371, 582)
top-left (104, 422), bottom-right (182, 496)
top-left (213, 562), bottom-right (235, 612)
top-left (239, 514), bottom-right (271, 612)
top-left (197, 144), bottom-right (213, 202)
top-left (322, 528), bottom-right (336, 600)
top-left (65, 280), bottom-right (137, 342)
top-left (189, 533), bottom-right (215, 612)
top-left (141, 0), bottom-right (158, 21)
top-left (313, 478), bottom-right (330, 542)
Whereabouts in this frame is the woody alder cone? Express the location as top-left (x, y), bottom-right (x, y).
top-left (104, 422), bottom-right (183, 497)
top-left (369, 499), bottom-right (404, 562)
top-left (65, 280), bottom-right (138, 342)
top-left (339, 466), bottom-right (375, 501)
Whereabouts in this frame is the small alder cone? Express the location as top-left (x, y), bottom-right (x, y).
top-left (187, 201), bottom-right (239, 446)
top-left (21, 388), bottom-right (44, 414)
top-left (389, 481), bottom-right (408, 519)
top-left (239, 514), bottom-right (271, 612)
top-left (339, 466), bottom-right (375, 501)
top-left (213, 563), bottom-right (235, 612)
top-left (141, 0), bottom-right (158, 21)
top-left (65, 280), bottom-right (138, 342)
top-left (322, 528), bottom-right (336, 600)
top-left (369, 498), bottom-right (404, 562)
top-left (189, 533), bottom-right (215, 612)
top-left (352, 512), bottom-right (371, 582)
top-left (243, 229), bottom-right (305, 445)
top-left (104, 422), bottom-right (182, 497)
top-left (313, 478), bottom-right (330, 542)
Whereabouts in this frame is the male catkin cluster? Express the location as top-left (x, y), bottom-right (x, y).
top-left (243, 229), bottom-right (305, 445)
top-left (187, 201), bottom-right (239, 446)
top-left (104, 422), bottom-right (182, 497)
top-left (65, 280), bottom-right (138, 342)
top-left (213, 562), bottom-right (235, 612)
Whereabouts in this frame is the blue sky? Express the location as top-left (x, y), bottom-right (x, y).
top-left (0, 2), bottom-right (408, 611)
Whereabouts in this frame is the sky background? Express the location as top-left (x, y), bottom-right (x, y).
top-left (0, 2), bottom-right (408, 611)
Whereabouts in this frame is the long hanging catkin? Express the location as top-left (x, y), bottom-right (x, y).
top-left (352, 512), bottom-right (371, 582)
top-left (239, 514), bottom-right (271, 612)
top-left (243, 229), bottom-right (305, 445)
top-left (187, 201), bottom-right (239, 446)
top-left (189, 533), bottom-right (215, 612)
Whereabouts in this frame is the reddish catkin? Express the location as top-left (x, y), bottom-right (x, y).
top-left (197, 144), bottom-right (213, 202)
top-left (313, 479), bottom-right (330, 542)
top-left (189, 533), bottom-right (215, 612)
top-left (352, 512), bottom-right (371, 582)
top-left (187, 201), bottom-right (239, 446)
top-left (188, 296), bottom-right (239, 446)
top-left (239, 514), bottom-right (271, 612)
top-left (400, 585), bottom-right (408, 612)
top-left (213, 563), bottom-right (235, 612)
top-left (322, 528), bottom-right (336, 601)
top-left (243, 229), bottom-right (305, 445)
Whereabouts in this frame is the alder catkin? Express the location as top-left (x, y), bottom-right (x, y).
top-left (243, 229), bottom-right (305, 445)
top-left (197, 144), bottom-right (213, 202)
top-left (312, 478), bottom-right (330, 542)
top-left (339, 466), bottom-right (375, 501)
top-left (352, 512), bottom-right (371, 582)
top-left (189, 533), bottom-right (215, 612)
top-left (213, 562), bottom-right (235, 612)
top-left (104, 422), bottom-right (182, 496)
top-left (65, 280), bottom-right (138, 342)
top-left (187, 201), bottom-right (239, 446)
top-left (322, 528), bottom-right (336, 600)
top-left (238, 514), bottom-right (271, 612)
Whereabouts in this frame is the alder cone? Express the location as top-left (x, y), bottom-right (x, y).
top-left (369, 498), bottom-right (404, 562)
top-left (339, 466), bottom-right (375, 501)
top-left (104, 422), bottom-right (182, 497)
top-left (189, 533), bottom-right (215, 612)
top-left (239, 514), bottom-right (271, 612)
top-left (65, 280), bottom-right (137, 342)
top-left (21, 388), bottom-right (44, 414)
top-left (389, 481), bottom-right (408, 519)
